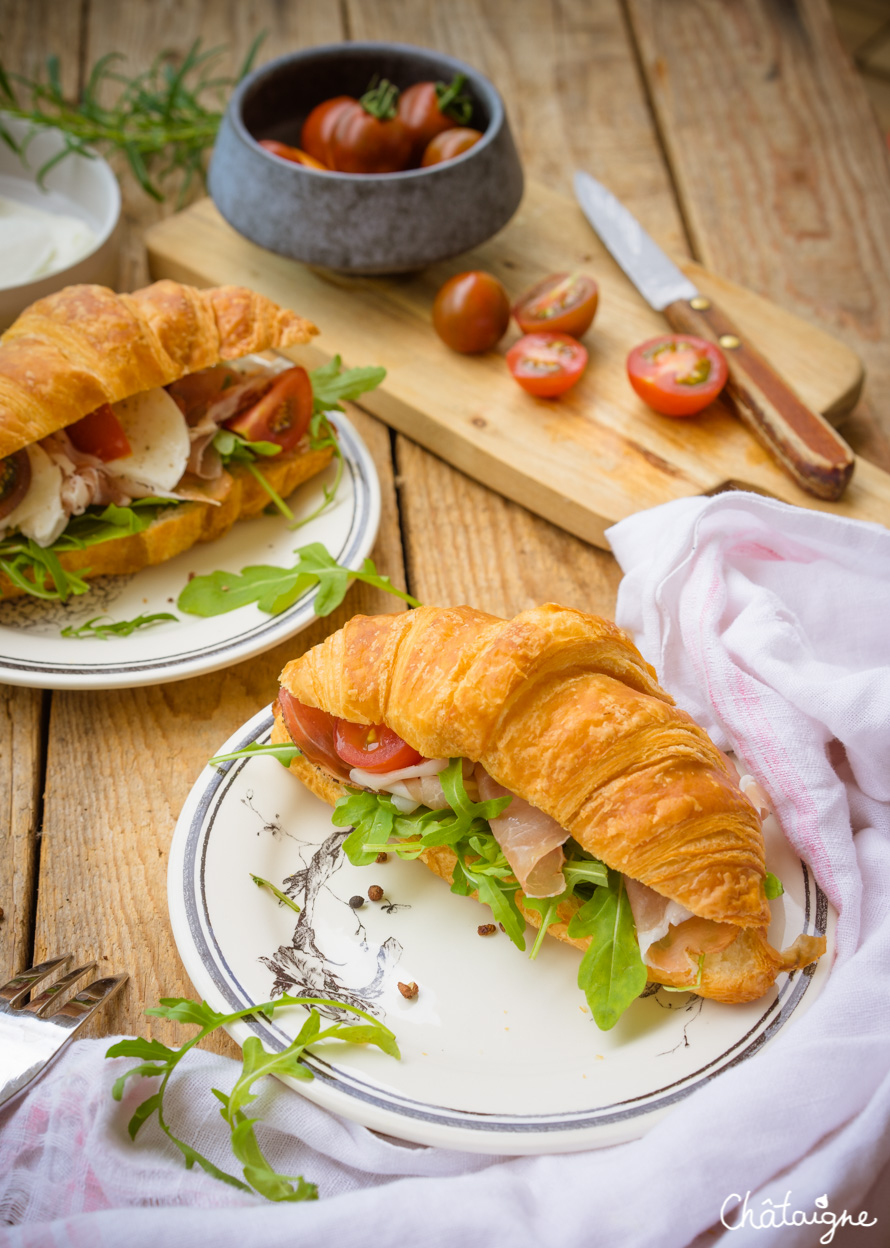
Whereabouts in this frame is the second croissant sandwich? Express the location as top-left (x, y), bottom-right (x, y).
top-left (0, 280), bottom-right (335, 601)
top-left (272, 603), bottom-right (826, 1029)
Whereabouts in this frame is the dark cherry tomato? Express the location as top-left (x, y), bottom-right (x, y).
top-left (258, 138), bottom-right (328, 170)
top-left (432, 270), bottom-right (511, 354)
top-left (224, 366), bottom-right (313, 453)
top-left (329, 80), bottom-right (412, 174)
top-left (334, 720), bottom-right (424, 774)
top-left (398, 74), bottom-right (473, 163)
top-left (166, 365), bottom-right (241, 422)
top-left (513, 272), bottom-right (599, 338)
top-left (626, 335), bottom-right (728, 417)
top-left (278, 690), bottom-right (350, 779)
top-left (300, 95), bottom-right (356, 166)
top-left (0, 448), bottom-right (31, 520)
top-left (506, 332), bottom-right (588, 398)
top-left (420, 127), bottom-right (483, 167)
top-left (67, 403), bottom-right (132, 461)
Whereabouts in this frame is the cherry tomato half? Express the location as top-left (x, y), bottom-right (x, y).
top-left (278, 690), bottom-right (350, 779)
top-left (0, 449), bottom-right (31, 521)
top-left (506, 332), bottom-right (588, 398)
top-left (626, 335), bottom-right (728, 417)
top-left (513, 272), bottom-right (599, 338)
top-left (334, 720), bottom-right (423, 774)
top-left (67, 403), bottom-right (132, 461)
top-left (329, 82), bottom-right (412, 174)
top-left (399, 74), bottom-right (473, 163)
top-left (300, 95), bottom-right (356, 166)
top-left (432, 270), bottom-right (511, 354)
top-left (258, 138), bottom-right (328, 170)
top-left (420, 127), bottom-right (483, 167)
top-left (224, 366), bottom-right (313, 453)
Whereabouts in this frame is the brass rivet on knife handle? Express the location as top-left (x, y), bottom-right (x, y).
top-left (663, 297), bottom-right (855, 501)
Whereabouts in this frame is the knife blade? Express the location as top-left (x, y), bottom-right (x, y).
top-left (573, 171), bottom-right (855, 502)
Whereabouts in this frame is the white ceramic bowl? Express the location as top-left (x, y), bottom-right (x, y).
top-left (0, 115), bottom-right (121, 329)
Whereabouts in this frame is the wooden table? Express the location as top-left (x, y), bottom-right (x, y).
top-left (2, 0), bottom-right (889, 1060)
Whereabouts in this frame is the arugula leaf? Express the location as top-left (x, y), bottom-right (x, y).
top-left (309, 355), bottom-right (386, 413)
top-left (213, 429), bottom-right (282, 463)
top-left (61, 612), bottom-right (177, 639)
top-left (569, 870), bottom-right (647, 1030)
top-left (289, 411), bottom-right (342, 532)
top-left (251, 873), bottom-right (301, 914)
top-left (177, 542), bottom-right (421, 618)
top-left (107, 992), bottom-right (399, 1202)
top-left (765, 872), bottom-right (784, 899)
top-left (209, 740), bottom-right (301, 768)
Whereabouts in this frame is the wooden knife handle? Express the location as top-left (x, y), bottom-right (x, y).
top-left (663, 297), bottom-right (855, 501)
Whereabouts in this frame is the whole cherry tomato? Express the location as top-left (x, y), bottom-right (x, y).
top-left (300, 95), bottom-right (356, 166)
top-left (67, 403), bottom-right (132, 461)
top-left (258, 138), bottom-right (328, 169)
top-left (626, 335), bottom-right (728, 417)
top-left (329, 80), bottom-right (412, 174)
top-left (506, 332), bottom-right (588, 398)
top-left (398, 73), bottom-right (473, 163)
top-left (513, 272), bottom-right (599, 338)
top-left (224, 366), bottom-right (313, 452)
top-left (432, 271), bottom-right (511, 354)
top-left (420, 127), bottom-right (483, 167)
top-left (277, 690), bottom-right (351, 779)
top-left (334, 720), bottom-right (424, 773)
top-left (0, 449), bottom-right (31, 521)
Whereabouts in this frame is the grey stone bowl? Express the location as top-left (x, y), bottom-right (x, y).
top-left (208, 42), bottom-right (524, 275)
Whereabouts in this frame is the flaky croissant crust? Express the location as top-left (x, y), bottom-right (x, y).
top-left (0, 280), bottom-right (317, 457)
top-left (279, 603), bottom-right (771, 928)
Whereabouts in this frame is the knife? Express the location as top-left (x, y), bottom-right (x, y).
top-left (573, 171), bottom-right (855, 501)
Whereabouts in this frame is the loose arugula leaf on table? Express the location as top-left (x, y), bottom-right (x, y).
top-left (177, 541), bottom-right (421, 618)
top-left (106, 993), bottom-right (399, 1202)
top-left (61, 612), bottom-right (177, 639)
top-left (568, 869), bottom-right (648, 1030)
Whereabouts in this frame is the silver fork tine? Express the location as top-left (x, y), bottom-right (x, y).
top-left (21, 962), bottom-right (98, 1018)
top-left (46, 973), bottom-right (128, 1031)
top-left (0, 955), bottom-right (73, 1010)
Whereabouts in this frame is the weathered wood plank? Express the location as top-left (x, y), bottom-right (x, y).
top-left (627, 0), bottom-right (890, 475)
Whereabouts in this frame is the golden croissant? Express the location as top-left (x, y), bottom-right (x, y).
top-left (0, 280), bottom-right (329, 599)
top-left (274, 603), bottom-right (826, 1026)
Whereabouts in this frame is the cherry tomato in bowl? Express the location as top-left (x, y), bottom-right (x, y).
top-left (513, 272), bottom-right (599, 338)
top-left (399, 73), bottom-right (474, 163)
top-left (224, 366), bottom-right (313, 452)
top-left (329, 81), bottom-right (412, 174)
top-left (300, 95), bottom-right (356, 166)
top-left (421, 127), bottom-right (484, 167)
top-left (334, 720), bottom-right (424, 774)
top-left (506, 333), bottom-right (588, 398)
top-left (258, 139), bottom-right (329, 170)
top-left (626, 335), bottom-right (728, 417)
top-left (432, 270), bottom-right (511, 354)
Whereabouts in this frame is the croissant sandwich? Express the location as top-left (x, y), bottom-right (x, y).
top-left (271, 603), bottom-right (826, 1030)
top-left (0, 280), bottom-right (333, 601)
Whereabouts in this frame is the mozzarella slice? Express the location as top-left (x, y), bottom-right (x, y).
top-left (105, 388), bottom-right (190, 492)
top-left (0, 444), bottom-right (66, 546)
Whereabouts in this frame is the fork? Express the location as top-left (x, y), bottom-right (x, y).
top-left (0, 955), bottom-right (128, 1111)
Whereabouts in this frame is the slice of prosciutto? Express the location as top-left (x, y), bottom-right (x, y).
top-left (624, 876), bottom-right (737, 977)
top-left (475, 766), bottom-right (569, 898)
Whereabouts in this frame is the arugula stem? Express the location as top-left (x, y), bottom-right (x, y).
top-left (246, 462), bottom-right (295, 521)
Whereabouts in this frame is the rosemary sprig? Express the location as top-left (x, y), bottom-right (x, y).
top-left (0, 35), bottom-right (264, 203)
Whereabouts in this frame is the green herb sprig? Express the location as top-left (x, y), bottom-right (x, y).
top-left (106, 994), bottom-right (398, 1202)
top-left (250, 873), bottom-right (302, 915)
top-left (61, 611), bottom-right (177, 639)
top-left (0, 37), bottom-right (264, 203)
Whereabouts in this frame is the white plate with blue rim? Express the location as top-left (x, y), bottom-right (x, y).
top-left (0, 406), bottom-right (380, 691)
top-left (168, 709), bottom-right (834, 1155)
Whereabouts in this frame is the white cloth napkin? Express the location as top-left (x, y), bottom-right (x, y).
top-left (3, 491), bottom-right (889, 1248)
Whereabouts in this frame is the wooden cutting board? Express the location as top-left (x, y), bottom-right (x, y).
top-left (146, 180), bottom-right (890, 548)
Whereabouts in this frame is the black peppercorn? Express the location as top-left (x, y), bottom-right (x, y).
top-left (348, 895), bottom-right (364, 909)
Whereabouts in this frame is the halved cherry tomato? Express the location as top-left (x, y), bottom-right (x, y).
top-left (0, 449), bottom-right (31, 520)
top-left (399, 74), bottom-right (473, 163)
top-left (67, 403), bottom-right (132, 461)
top-left (224, 366), bottom-right (313, 452)
top-left (420, 127), bottom-right (483, 167)
top-left (513, 272), bottom-right (599, 338)
top-left (432, 270), bottom-right (511, 354)
top-left (300, 95), bottom-right (356, 166)
top-left (278, 690), bottom-right (350, 779)
top-left (329, 81), bottom-right (412, 174)
top-left (506, 332), bottom-right (588, 398)
top-left (626, 335), bottom-right (728, 417)
top-left (334, 719), bottom-right (423, 774)
top-left (258, 138), bottom-right (328, 170)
